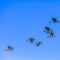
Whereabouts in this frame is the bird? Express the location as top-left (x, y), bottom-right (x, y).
top-left (27, 38), bottom-right (35, 43)
top-left (49, 18), bottom-right (59, 23)
top-left (34, 42), bottom-right (42, 46)
top-left (44, 27), bottom-right (52, 33)
top-left (48, 31), bottom-right (55, 38)
top-left (5, 46), bottom-right (14, 51)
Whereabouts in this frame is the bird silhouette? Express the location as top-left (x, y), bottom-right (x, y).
top-left (48, 31), bottom-right (55, 38)
top-left (27, 38), bottom-right (35, 43)
top-left (5, 46), bottom-right (14, 51)
top-left (34, 42), bottom-right (42, 46)
top-left (49, 18), bottom-right (59, 23)
top-left (44, 27), bottom-right (52, 33)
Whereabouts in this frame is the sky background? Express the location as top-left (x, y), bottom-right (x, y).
top-left (0, 0), bottom-right (60, 60)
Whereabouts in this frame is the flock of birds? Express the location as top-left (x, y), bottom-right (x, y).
top-left (5, 17), bottom-right (60, 51)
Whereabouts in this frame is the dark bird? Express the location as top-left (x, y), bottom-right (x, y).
top-left (49, 18), bottom-right (59, 23)
top-left (34, 42), bottom-right (42, 46)
top-left (5, 46), bottom-right (14, 51)
top-left (48, 31), bottom-right (55, 38)
top-left (44, 27), bottom-right (52, 33)
top-left (27, 38), bottom-right (35, 43)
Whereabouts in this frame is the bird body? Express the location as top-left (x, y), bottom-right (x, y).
top-left (48, 31), bottom-right (55, 38)
top-left (49, 18), bottom-right (59, 23)
top-left (44, 27), bottom-right (52, 33)
top-left (27, 38), bottom-right (35, 43)
top-left (35, 42), bottom-right (42, 46)
top-left (5, 46), bottom-right (14, 51)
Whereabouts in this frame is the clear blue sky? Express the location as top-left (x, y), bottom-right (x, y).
top-left (0, 0), bottom-right (60, 60)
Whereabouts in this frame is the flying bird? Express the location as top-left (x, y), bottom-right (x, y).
top-left (48, 31), bottom-right (55, 38)
top-left (34, 42), bottom-right (42, 46)
top-left (44, 27), bottom-right (52, 33)
top-left (27, 38), bottom-right (35, 43)
top-left (49, 18), bottom-right (59, 23)
top-left (5, 46), bottom-right (14, 51)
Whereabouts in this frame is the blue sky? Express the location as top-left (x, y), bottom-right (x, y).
top-left (0, 0), bottom-right (60, 60)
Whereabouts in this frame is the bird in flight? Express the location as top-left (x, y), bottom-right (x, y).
top-left (34, 42), bottom-right (42, 46)
top-left (5, 46), bottom-right (14, 51)
top-left (44, 27), bottom-right (52, 33)
top-left (49, 18), bottom-right (60, 23)
top-left (48, 31), bottom-right (55, 38)
top-left (27, 38), bottom-right (35, 43)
